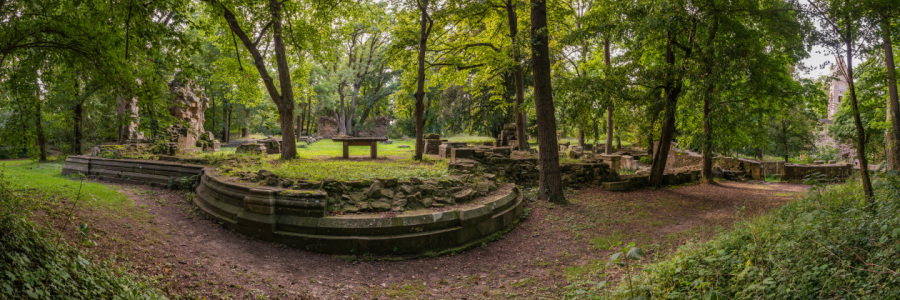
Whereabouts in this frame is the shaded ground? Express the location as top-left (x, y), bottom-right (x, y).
top-left (41, 180), bottom-right (807, 299)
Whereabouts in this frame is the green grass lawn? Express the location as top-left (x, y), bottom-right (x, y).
top-left (0, 160), bottom-right (128, 208)
top-left (203, 139), bottom-right (451, 181)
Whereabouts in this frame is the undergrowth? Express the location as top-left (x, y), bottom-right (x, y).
top-left (0, 168), bottom-right (165, 299)
top-left (609, 172), bottom-right (900, 299)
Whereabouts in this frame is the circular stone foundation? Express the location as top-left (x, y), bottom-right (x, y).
top-left (194, 169), bottom-right (525, 256)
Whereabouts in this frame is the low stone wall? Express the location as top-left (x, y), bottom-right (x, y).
top-left (449, 147), bottom-right (620, 187)
top-left (317, 116), bottom-right (340, 138)
top-left (782, 163), bottom-right (852, 183)
top-left (62, 156), bottom-right (526, 256)
top-left (716, 157), bottom-right (765, 180)
top-left (61, 155), bottom-right (203, 188)
top-left (195, 171), bottom-right (524, 255)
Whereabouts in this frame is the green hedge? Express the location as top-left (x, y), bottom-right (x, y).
top-left (616, 173), bottom-right (900, 299)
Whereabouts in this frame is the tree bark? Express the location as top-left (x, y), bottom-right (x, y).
top-left (604, 40), bottom-right (614, 155)
top-left (214, 0), bottom-right (296, 159)
top-left (881, 16), bottom-right (900, 171)
top-left (701, 87), bottom-right (713, 181)
top-left (413, 0), bottom-right (432, 160)
top-left (35, 100), bottom-right (46, 162)
top-left (306, 96), bottom-right (313, 136)
top-left (74, 103), bottom-right (83, 155)
top-left (649, 31), bottom-right (684, 187)
top-left (578, 127), bottom-right (585, 148)
top-left (505, 0), bottom-right (529, 150)
top-left (531, 0), bottom-right (566, 204)
top-left (844, 24), bottom-right (873, 199)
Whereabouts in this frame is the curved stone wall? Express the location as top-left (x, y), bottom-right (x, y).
top-left (62, 156), bottom-right (526, 256)
top-left (195, 171), bottom-right (523, 255)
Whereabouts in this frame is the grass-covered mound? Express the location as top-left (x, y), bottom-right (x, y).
top-left (0, 162), bottom-right (163, 299)
top-left (615, 175), bottom-right (900, 299)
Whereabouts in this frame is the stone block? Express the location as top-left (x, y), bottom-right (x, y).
top-left (602, 181), bottom-right (631, 191)
top-left (451, 148), bottom-right (477, 163)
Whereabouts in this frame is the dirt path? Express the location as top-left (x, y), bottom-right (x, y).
top-left (58, 181), bottom-right (807, 299)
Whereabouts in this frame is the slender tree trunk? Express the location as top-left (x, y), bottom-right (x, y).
top-left (701, 90), bottom-right (713, 182)
top-left (881, 16), bottom-right (900, 171)
top-left (306, 96), bottom-right (313, 136)
top-left (73, 103), bottom-right (83, 155)
top-left (649, 32), bottom-right (683, 187)
top-left (35, 100), bottom-right (46, 161)
top-left (215, 0), bottom-right (296, 158)
top-left (531, 0), bottom-right (566, 204)
top-left (413, 0), bottom-right (432, 160)
top-left (578, 127), bottom-right (585, 148)
top-left (505, 1), bottom-right (529, 150)
top-left (604, 40), bottom-right (614, 155)
top-left (844, 25), bottom-right (873, 199)
top-left (782, 120), bottom-right (789, 163)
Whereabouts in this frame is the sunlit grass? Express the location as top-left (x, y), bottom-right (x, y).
top-left (242, 158), bottom-right (449, 181)
top-left (0, 160), bottom-right (128, 207)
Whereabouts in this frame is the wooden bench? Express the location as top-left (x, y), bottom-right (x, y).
top-left (331, 137), bottom-right (389, 159)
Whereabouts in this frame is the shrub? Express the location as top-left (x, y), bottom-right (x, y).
top-left (615, 173), bottom-right (900, 299)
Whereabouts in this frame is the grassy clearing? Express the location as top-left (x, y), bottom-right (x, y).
top-left (0, 160), bottom-right (128, 208)
top-left (240, 158), bottom-right (449, 181)
top-left (610, 175), bottom-right (900, 299)
top-left (190, 139), bottom-right (453, 181)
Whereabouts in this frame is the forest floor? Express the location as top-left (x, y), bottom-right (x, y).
top-left (36, 175), bottom-right (807, 299)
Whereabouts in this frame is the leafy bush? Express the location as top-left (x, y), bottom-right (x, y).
top-left (638, 156), bottom-right (653, 165)
top-left (616, 173), bottom-right (900, 299)
top-left (0, 172), bottom-right (164, 299)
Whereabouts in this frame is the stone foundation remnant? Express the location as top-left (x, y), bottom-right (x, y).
top-left (495, 123), bottom-right (525, 149)
top-left (317, 116), bottom-right (340, 138)
top-left (424, 133), bottom-right (443, 155)
top-left (236, 143), bottom-right (267, 155)
top-left (166, 72), bottom-right (220, 154)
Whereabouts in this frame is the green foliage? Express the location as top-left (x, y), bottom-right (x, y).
top-left (617, 174), bottom-right (900, 299)
top-left (0, 160), bottom-right (128, 207)
top-left (0, 170), bottom-right (164, 299)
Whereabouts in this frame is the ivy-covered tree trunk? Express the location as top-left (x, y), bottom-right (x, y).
top-left (844, 26), bottom-right (873, 199)
top-left (881, 16), bottom-right (900, 171)
top-left (531, 0), bottom-right (566, 204)
top-left (413, 0), bottom-right (432, 161)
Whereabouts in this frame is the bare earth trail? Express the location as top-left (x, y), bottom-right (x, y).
top-left (63, 180), bottom-right (808, 299)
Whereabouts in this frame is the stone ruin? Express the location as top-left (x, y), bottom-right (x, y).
top-left (316, 116), bottom-right (390, 139)
top-left (495, 123), bottom-right (526, 149)
top-left (356, 116), bottom-right (390, 137)
top-left (165, 73), bottom-right (220, 154)
top-left (448, 144), bottom-right (620, 187)
top-left (424, 133), bottom-right (444, 155)
top-left (317, 116), bottom-right (340, 138)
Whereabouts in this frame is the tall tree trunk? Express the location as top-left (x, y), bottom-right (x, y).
top-left (505, 0), bottom-right (529, 151)
top-left (73, 103), bottom-right (83, 155)
top-left (531, 0), bottom-right (566, 204)
top-left (215, 0), bottom-right (296, 159)
top-left (701, 90), bottom-right (713, 182)
top-left (413, 0), bottom-right (432, 160)
top-left (306, 96), bottom-right (313, 136)
top-left (242, 107), bottom-right (250, 138)
top-left (844, 25), bottom-right (873, 199)
top-left (35, 101), bottom-right (46, 162)
top-left (782, 119), bottom-right (789, 163)
top-left (649, 31), bottom-right (683, 187)
top-left (578, 127), bottom-right (585, 148)
top-left (881, 16), bottom-right (900, 171)
top-left (604, 40), bottom-right (614, 155)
